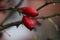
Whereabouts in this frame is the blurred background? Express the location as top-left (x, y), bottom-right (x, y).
top-left (0, 0), bottom-right (60, 40)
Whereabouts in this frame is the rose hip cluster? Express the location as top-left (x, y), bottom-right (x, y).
top-left (18, 7), bottom-right (39, 30)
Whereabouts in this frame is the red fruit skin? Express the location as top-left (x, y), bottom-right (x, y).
top-left (22, 16), bottom-right (36, 30)
top-left (19, 7), bottom-right (38, 17)
top-left (0, 6), bottom-right (6, 13)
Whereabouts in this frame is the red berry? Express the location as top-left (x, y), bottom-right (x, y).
top-left (19, 7), bottom-right (38, 17)
top-left (22, 16), bottom-right (36, 30)
top-left (0, 6), bottom-right (6, 13)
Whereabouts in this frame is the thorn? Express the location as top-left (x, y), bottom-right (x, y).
top-left (16, 24), bottom-right (20, 28)
top-left (16, 25), bottom-right (19, 28)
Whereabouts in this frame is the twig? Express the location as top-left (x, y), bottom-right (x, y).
top-left (1, 11), bottom-right (15, 26)
top-left (0, 21), bottom-right (22, 31)
top-left (15, 0), bottom-right (24, 8)
top-left (34, 14), bottom-right (60, 19)
top-left (37, 2), bottom-right (60, 11)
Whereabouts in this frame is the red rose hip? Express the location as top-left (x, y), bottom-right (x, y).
top-left (22, 16), bottom-right (36, 30)
top-left (19, 7), bottom-right (39, 17)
